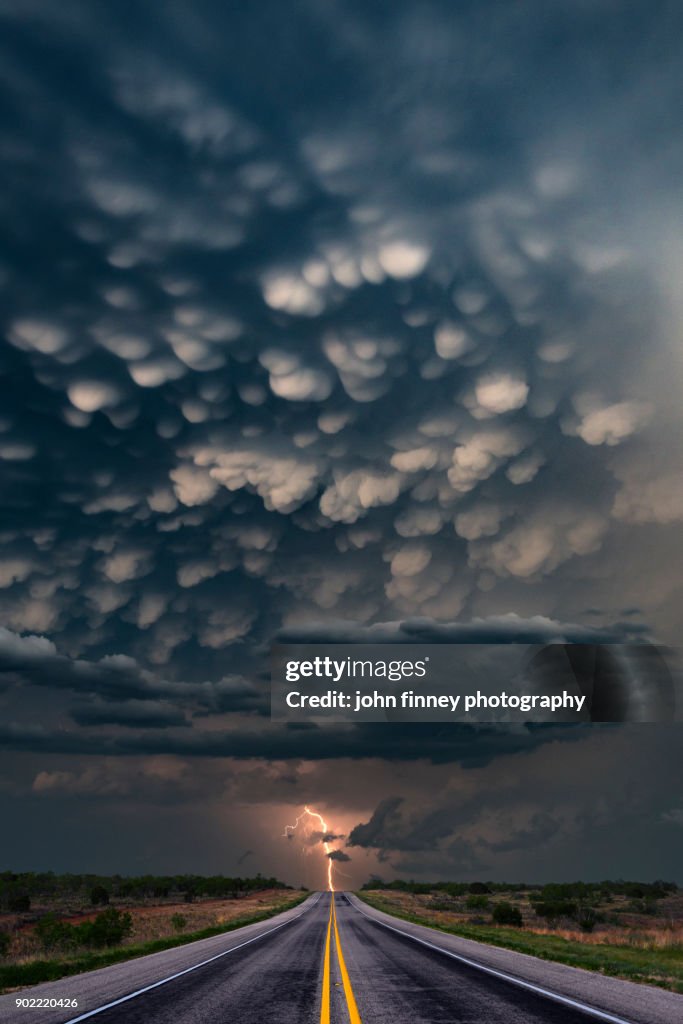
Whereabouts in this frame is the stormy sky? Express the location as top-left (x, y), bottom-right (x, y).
top-left (1, 0), bottom-right (683, 886)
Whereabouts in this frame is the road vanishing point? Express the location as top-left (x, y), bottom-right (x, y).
top-left (2, 892), bottom-right (682, 1024)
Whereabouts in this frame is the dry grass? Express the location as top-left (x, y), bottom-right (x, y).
top-left (1, 889), bottom-right (299, 966)
top-left (372, 889), bottom-right (683, 951)
top-left (525, 923), bottom-right (683, 950)
top-left (358, 889), bottom-right (683, 992)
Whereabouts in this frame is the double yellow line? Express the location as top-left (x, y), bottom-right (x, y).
top-left (320, 894), bottom-right (362, 1024)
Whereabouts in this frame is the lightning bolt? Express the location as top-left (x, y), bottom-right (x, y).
top-left (283, 805), bottom-right (336, 891)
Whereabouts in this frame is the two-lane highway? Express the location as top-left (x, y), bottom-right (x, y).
top-left (2, 892), bottom-right (682, 1024)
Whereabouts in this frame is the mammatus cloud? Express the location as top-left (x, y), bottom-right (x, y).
top-left (0, 0), bottom-right (682, 879)
top-left (0, 0), bottom-right (680, 687)
top-left (0, 625), bottom-right (263, 721)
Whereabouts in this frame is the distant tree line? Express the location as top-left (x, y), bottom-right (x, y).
top-left (361, 877), bottom-right (677, 901)
top-left (530, 880), bottom-right (677, 902)
top-left (0, 871), bottom-right (289, 912)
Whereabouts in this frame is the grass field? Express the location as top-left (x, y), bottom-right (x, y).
top-left (357, 889), bottom-right (683, 993)
top-left (0, 889), bottom-right (307, 993)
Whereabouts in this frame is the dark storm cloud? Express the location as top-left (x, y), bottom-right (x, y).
top-left (276, 614), bottom-right (649, 645)
top-left (0, 626), bottom-right (263, 713)
top-left (0, 716), bottom-right (588, 764)
top-left (326, 849), bottom-right (351, 862)
top-left (348, 797), bottom-right (405, 848)
top-left (480, 811), bottom-right (560, 854)
top-left (342, 728), bottom-right (683, 880)
top-left (0, 0), bottom-right (682, 879)
top-left (0, 0), bottom-right (681, 698)
top-left (311, 830), bottom-right (345, 843)
top-left (69, 700), bottom-right (190, 729)
top-left (0, 613), bottom-right (633, 759)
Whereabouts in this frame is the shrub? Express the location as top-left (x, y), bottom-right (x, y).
top-left (90, 885), bottom-right (110, 906)
top-left (35, 914), bottom-right (77, 951)
top-left (577, 907), bottom-right (599, 933)
top-left (7, 892), bottom-right (30, 913)
top-left (468, 882), bottom-right (491, 895)
top-left (532, 900), bottom-right (577, 922)
top-left (492, 902), bottom-right (523, 927)
top-left (440, 882), bottom-right (468, 898)
top-left (80, 909), bottom-right (133, 948)
top-left (170, 914), bottom-right (187, 932)
top-left (430, 900), bottom-right (458, 911)
top-left (466, 894), bottom-right (489, 910)
top-left (0, 930), bottom-right (11, 957)
top-left (35, 909), bottom-right (133, 951)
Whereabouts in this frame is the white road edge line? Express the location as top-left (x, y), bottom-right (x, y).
top-left (62, 893), bottom-right (322, 1024)
top-left (347, 895), bottom-right (636, 1024)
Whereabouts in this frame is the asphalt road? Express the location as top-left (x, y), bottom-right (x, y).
top-left (2, 892), bottom-right (682, 1024)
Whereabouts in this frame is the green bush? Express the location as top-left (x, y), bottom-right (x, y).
top-left (35, 909), bottom-right (132, 951)
top-left (577, 907), bottom-right (600, 933)
top-left (532, 900), bottom-right (577, 922)
top-left (170, 914), bottom-right (187, 932)
top-left (492, 902), bottom-right (523, 927)
top-left (35, 914), bottom-right (77, 951)
top-left (466, 894), bottom-right (489, 910)
top-left (80, 909), bottom-right (133, 948)
top-left (90, 886), bottom-right (110, 906)
top-left (0, 931), bottom-right (11, 957)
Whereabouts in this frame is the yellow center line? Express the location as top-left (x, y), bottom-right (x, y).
top-left (320, 897), bottom-right (332, 1024)
top-left (332, 896), bottom-right (363, 1024)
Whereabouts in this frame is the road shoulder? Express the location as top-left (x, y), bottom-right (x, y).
top-left (350, 893), bottom-right (683, 1024)
top-left (0, 895), bottom-right (319, 1024)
